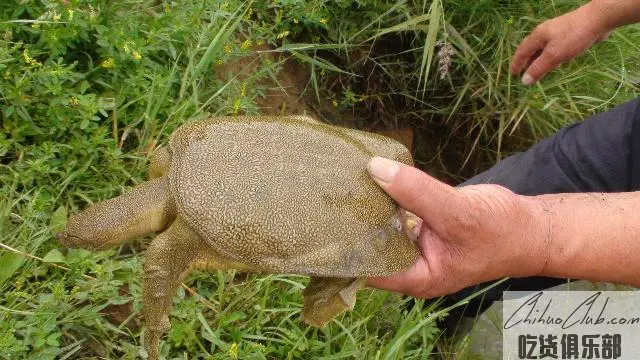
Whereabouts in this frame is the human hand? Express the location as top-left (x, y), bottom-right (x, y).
top-left (511, 3), bottom-right (613, 86)
top-left (365, 157), bottom-right (549, 298)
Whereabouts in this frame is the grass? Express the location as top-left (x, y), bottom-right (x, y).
top-left (1, 0), bottom-right (639, 359)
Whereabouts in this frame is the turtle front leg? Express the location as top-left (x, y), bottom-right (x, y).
top-left (142, 218), bottom-right (203, 360)
top-left (301, 277), bottom-right (367, 327)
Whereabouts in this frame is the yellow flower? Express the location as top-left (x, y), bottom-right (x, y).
top-left (276, 30), bottom-right (290, 39)
top-left (164, 4), bottom-right (171, 13)
top-left (132, 51), bottom-right (142, 61)
top-left (256, 39), bottom-right (264, 46)
top-left (68, 9), bottom-right (74, 20)
top-left (332, 99), bottom-right (338, 107)
top-left (244, 7), bottom-right (253, 20)
top-left (240, 82), bottom-right (247, 97)
top-left (216, 59), bottom-right (224, 65)
top-left (22, 49), bottom-right (41, 66)
top-left (224, 43), bottom-right (233, 54)
top-left (293, 18), bottom-right (299, 24)
top-left (507, 16), bottom-right (514, 25)
top-left (101, 58), bottom-right (116, 69)
top-left (319, 18), bottom-right (328, 24)
top-left (241, 39), bottom-right (252, 50)
top-left (228, 342), bottom-right (238, 359)
top-left (69, 97), bottom-right (80, 106)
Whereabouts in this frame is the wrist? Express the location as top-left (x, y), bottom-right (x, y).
top-left (509, 194), bottom-right (556, 278)
top-left (583, 0), bottom-right (631, 32)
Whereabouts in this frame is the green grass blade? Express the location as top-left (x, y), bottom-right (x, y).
top-left (382, 278), bottom-right (508, 360)
top-left (365, 13), bottom-right (431, 42)
top-left (192, 1), bottom-right (251, 80)
top-left (348, 0), bottom-right (408, 42)
top-left (289, 50), bottom-right (358, 77)
top-left (417, 0), bottom-right (441, 94)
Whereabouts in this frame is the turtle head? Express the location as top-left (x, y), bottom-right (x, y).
top-left (55, 210), bottom-right (114, 250)
top-left (55, 229), bottom-right (85, 249)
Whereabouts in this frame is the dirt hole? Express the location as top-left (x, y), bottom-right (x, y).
top-left (215, 42), bottom-right (495, 185)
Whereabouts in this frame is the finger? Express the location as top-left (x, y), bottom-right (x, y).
top-left (521, 48), bottom-right (563, 86)
top-left (511, 29), bottom-right (548, 76)
top-left (518, 48), bottom-right (543, 81)
top-left (367, 156), bottom-right (461, 233)
top-left (367, 257), bottom-right (432, 298)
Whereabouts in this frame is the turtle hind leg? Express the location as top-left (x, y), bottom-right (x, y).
top-left (301, 277), bottom-right (367, 327)
top-left (142, 218), bottom-right (203, 360)
top-left (56, 177), bottom-right (175, 250)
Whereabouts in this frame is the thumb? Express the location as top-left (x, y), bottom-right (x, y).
top-left (367, 156), bottom-right (461, 231)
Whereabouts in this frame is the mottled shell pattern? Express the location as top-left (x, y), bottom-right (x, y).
top-left (166, 115), bottom-right (420, 277)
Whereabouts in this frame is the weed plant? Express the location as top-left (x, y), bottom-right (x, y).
top-left (1, 0), bottom-right (638, 358)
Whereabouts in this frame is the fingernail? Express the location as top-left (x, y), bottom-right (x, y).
top-left (522, 73), bottom-right (534, 86)
top-left (368, 157), bottom-right (400, 185)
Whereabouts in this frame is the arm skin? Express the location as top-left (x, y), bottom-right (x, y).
top-left (365, 157), bottom-right (640, 299)
top-left (590, 0), bottom-right (640, 30)
top-left (511, 0), bottom-right (640, 85)
top-left (536, 191), bottom-right (640, 286)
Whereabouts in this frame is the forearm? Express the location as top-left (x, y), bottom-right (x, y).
top-left (587, 0), bottom-right (640, 30)
top-left (532, 191), bottom-right (640, 287)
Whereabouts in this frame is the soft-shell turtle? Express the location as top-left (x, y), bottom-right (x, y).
top-left (56, 115), bottom-right (420, 358)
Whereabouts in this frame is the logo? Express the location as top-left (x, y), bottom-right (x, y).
top-left (502, 291), bottom-right (640, 359)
